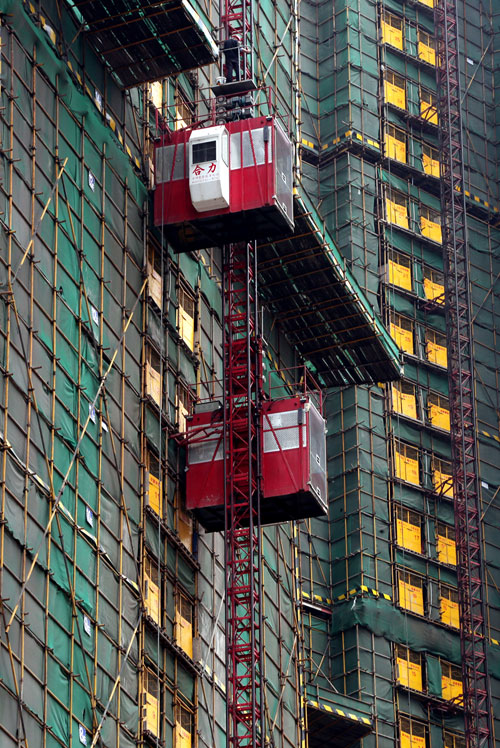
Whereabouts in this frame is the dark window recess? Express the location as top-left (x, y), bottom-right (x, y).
top-left (192, 141), bottom-right (217, 164)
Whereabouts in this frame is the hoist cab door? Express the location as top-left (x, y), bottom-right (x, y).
top-left (188, 126), bottom-right (230, 212)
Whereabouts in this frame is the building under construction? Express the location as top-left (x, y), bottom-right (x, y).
top-left (0, 0), bottom-right (500, 748)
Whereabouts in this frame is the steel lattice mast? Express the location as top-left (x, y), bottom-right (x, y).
top-left (223, 241), bottom-right (263, 748)
top-left (221, 0), bottom-right (253, 81)
top-left (434, 2), bottom-right (492, 746)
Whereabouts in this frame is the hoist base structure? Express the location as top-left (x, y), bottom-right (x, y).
top-left (185, 395), bottom-right (328, 531)
top-left (153, 116), bottom-right (294, 252)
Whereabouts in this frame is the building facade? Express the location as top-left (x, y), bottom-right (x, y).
top-left (0, 1), bottom-right (499, 748)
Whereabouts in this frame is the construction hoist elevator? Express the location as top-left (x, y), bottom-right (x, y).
top-left (153, 57), bottom-right (324, 748)
top-left (154, 0), bottom-right (328, 744)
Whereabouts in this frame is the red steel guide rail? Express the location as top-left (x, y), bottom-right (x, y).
top-left (435, 1), bottom-right (493, 746)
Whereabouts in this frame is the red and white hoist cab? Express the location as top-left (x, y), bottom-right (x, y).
top-left (153, 116), bottom-right (294, 252)
top-left (185, 395), bottom-right (328, 532)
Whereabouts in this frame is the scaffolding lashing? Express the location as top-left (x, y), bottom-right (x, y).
top-left (435, 1), bottom-right (493, 747)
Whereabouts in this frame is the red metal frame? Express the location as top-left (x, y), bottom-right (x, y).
top-left (435, 2), bottom-right (492, 746)
top-left (221, 0), bottom-right (253, 82)
top-left (224, 241), bottom-right (263, 748)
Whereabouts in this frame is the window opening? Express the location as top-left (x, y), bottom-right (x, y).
top-left (395, 505), bottom-right (423, 554)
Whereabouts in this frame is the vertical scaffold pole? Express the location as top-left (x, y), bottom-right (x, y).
top-left (435, 2), bottom-right (492, 747)
top-left (223, 241), bottom-right (263, 748)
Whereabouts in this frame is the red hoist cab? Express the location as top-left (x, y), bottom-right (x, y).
top-left (154, 116), bottom-right (294, 251)
top-left (185, 396), bottom-right (328, 531)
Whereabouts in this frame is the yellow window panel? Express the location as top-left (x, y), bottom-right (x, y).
top-left (179, 308), bottom-right (195, 350)
top-left (422, 152), bottom-right (440, 177)
top-left (437, 535), bottom-right (457, 565)
top-left (390, 323), bottom-right (414, 354)
top-left (386, 197), bottom-right (409, 229)
top-left (426, 340), bottom-right (447, 367)
top-left (421, 216), bottom-right (442, 243)
top-left (177, 386), bottom-right (190, 433)
top-left (423, 277), bottom-right (445, 302)
top-left (145, 574), bottom-right (160, 623)
top-left (149, 81), bottom-right (163, 110)
top-left (418, 41), bottom-right (436, 65)
top-left (418, 0), bottom-right (435, 6)
top-left (385, 132), bottom-right (407, 163)
top-left (146, 362), bottom-right (162, 406)
top-left (175, 598), bottom-right (193, 658)
top-left (395, 451), bottom-right (420, 485)
top-left (388, 258), bottom-right (412, 290)
top-left (421, 99), bottom-right (438, 124)
top-left (433, 467), bottom-right (453, 497)
top-left (148, 473), bottom-right (162, 515)
top-left (440, 596), bottom-right (459, 628)
top-left (175, 722), bottom-right (192, 748)
top-left (429, 403), bottom-right (450, 431)
top-left (144, 693), bottom-right (159, 735)
top-left (401, 732), bottom-right (426, 748)
top-left (392, 384), bottom-right (417, 419)
top-left (178, 508), bottom-right (193, 552)
top-left (148, 265), bottom-right (163, 310)
top-left (382, 20), bottom-right (403, 50)
top-left (442, 675), bottom-right (463, 703)
top-left (397, 657), bottom-right (423, 692)
top-left (399, 579), bottom-right (424, 615)
top-left (397, 518), bottom-right (422, 553)
top-left (386, 81), bottom-right (406, 110)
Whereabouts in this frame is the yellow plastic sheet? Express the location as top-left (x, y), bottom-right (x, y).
top-left (421, 216), bottom-right (442, 243)
top-left (146, 363), bottom-right (162, 406)
top-left (429, 403), bottom-right (450, 431)
top-left (401, 733), bottom-right (426, 748)
top-left (423, 277), bottom-right (444, 302)
top-left (433, 467), bottom-right (453, 497)
top-left (391, 322), bottom-right (414, 354)
top-left (179, 307), bottom-right (195, 350)
top-left (145, 694), bottom-right (159, 735)
top-left (421, 99), bottom-right (438, 124)
top-left (427, 340), bottom-right (447, 367)
top-left (148, 473), bottom-right (162, 515)
top-left (386, 132), bottom-right (407, 163)
top-left (389, 258), bottom-right (412, 289)
top-left (442, 674), bottom-right (463, 703)
top-left (175, 601), bottom-right (193, 658)
top-left (386, 80), bottom-right (406, 109)
top-left (397, 657), bottom-right (423, 691)
top-left (148, 266), bottom-right (163, 310)
top-left (393, 386), bottom-right (417, 419)
top-left (418, 41), bottom-right (436, 65)
top-left (382, 20), bottom-right (403, 50)
top-left (386, 197), bottom-right (409, 228)
top-left (178, 508), bottom-right (193, 552)
top-left (397, 518), bottom-right (422, 553)
top-left (440, 596), bottom-right (459, 628)
top-left (145, 575), bottom-right (160, 623)
top-left (422, 152), bottom-right (440, 177)
top-left (175, 721), bottom-right (192, 748)
top-left (437, 535), bottom-right (457, 565)
top-left (399, 579), bottom-right (424, 615)
top-left (395, 451), bottom-right (420, 485)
